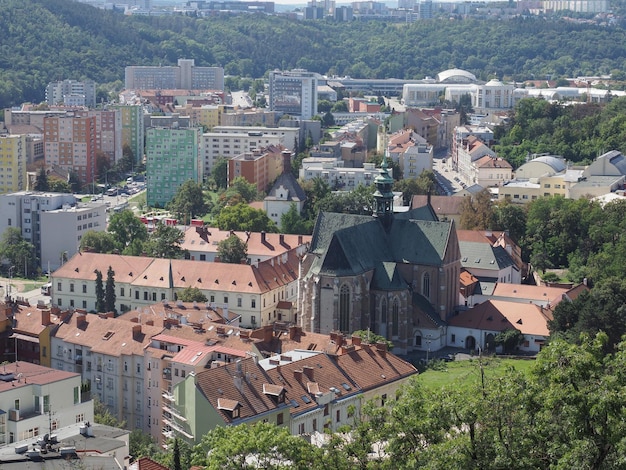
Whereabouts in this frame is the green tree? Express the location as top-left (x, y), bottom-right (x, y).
top-left (494, 328), bottom-right (524, 353)
top-left (217, 235), bottom-right (248, 264)
top-left (459, 188), bottom-right (495, 230)
top-left (493, 200), bottom-right (527, 244)
top-left (216, 203), bottom-right (278, 232)
top-left (176, 286), bottom-right (208, 303)
top-left (79, 230), bottom-right (117, 254)
top-left (173, 437), bottom-right (182, 470)
top-left (129, 429), bottom-right (161, 460)
top-left (331, 100), bottom-right (348, 112)
top-left (68, 170), bottom-right (81, 193)
top-left (34, 165), bottom-right (50, 192)
top-left (105, 266), bottom-right (116, 314)
top-left (393, 171), bottom-right (437, 205)
top-left (95, 269), bottom-right (105, 313)
top-left (49, 178), bottom-right (72, 193)
top-left (213, 157), bottom-right (229, 190)
top-left (190, 421), bottom-right (316, 469)
top-left (166, 180), bottom-right (209, 224)
top-left (280, 203), bottom-right (310, 235)
top-left (107, 209), bottom-right (148, 254)
top-left (0, 228), bottom-right (37, 278)
top-left (94, 397), bottom-right (125, 428)
top-left (322, 111), bottom-right (335, 127)
top-left (228, 176), bottom-right (258, 202)
top-left (318, 99), bottom-right (333, 113)
top-left (143, 222), bottom-right (186, 259)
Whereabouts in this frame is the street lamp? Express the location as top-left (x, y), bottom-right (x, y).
top-left (7, 265), bottom-right (15, 300)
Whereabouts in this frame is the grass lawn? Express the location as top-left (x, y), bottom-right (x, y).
top-left (417, 357), bottom-right (535, 391)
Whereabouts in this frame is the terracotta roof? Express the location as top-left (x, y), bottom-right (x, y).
top-left (474, 155), bottom-right (512, 169)
top-left (491, 283), bottom-right (568, 305)
top-left (448, 300), bottom-right (551, 336)
top-left (54, 251), bottom-right (301, 295)
top-left (460, 269), bottom-right (479, 287)
top-left (119, 301), bottom-right (236, 326)
top-left (333, 343), bottom-right (417, 392)
top-left (130, 457), bottom-right (169, 470)
top-left (12, 305), bottom-right (61, 336)
top-left (54, 312), bottom-right (164, 357)
top-left (149, 323), bottom-right (260, 355)
top-left (0, 362), bottom-right (78, 393)
top-left (195, 357), bottom-right (283, 424)
top-left (563, 283), bottom-right (589, 302)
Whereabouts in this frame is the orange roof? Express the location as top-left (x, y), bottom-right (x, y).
top-left (411, 194), bottom-right (464, 216)
top-left (130, 457), bottom-right (169, 470)
top-left (54, 312), bottom-right (164, 357)
top-left (474, 155), bottom-right (512, 169)
top-left (119, 301), bottom-right (236, 325)
top-left (492, 283), bottom-right (568, 305)
top-left (448, 300), bottom-right (551, 336)
top-left (460, 269), bottom-right (479, 287)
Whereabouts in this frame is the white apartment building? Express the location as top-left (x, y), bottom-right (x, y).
top-left (0, 191), bottom-right (96, 269)
top-left (125, 59), bottom-right (224, 91)
top-left (269, 70), bottom-right (319, 120)
top-left (0, 361), bottom-right (93, 445)
top-left (45, 80), bottom-right (97, 108)
top-left (40, 202), bottom-right (107, 271)
top-left (300, 159), bottom-right (384, 188)
top-left (200, 132), bottom-right (282, 177)
top-left (51, 312), bottom-right (163, 434)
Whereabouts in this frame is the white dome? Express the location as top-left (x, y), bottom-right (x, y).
top-left (437, 69), bottom-right (477, 83)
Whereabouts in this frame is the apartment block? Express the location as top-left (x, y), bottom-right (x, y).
top-left (227, 146), bottom-right (285, 193)
top-left (146, 127), bottom-right (200, 208)
top-left (0, 135), bottom-right (28, 194)
top-left (299, 159), bottom-right (382, 188)
top-left (75, 109), bottom-right (123, 164)
top-left (125, 59), bottom-right (224, 91)
top-left (43, 115), bottom-right (97, 184)
top-left (45, 80), bottom-right (96, 108)
top-left (269, 70), bottom-right (319, 120)
top-left (108, 104), bottom-right (145, 166)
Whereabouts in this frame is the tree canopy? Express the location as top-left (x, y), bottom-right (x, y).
top-left (216, 203), bottom-right (277, 232)
top-left (217, 235), bottom-right (248, 264)
top-left (167, 180), bottom-right (210, 223)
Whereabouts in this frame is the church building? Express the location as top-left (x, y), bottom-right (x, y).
top-left (298, 156), bottom-right (461, 354)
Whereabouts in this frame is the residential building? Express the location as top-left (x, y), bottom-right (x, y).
top-left (448, 299), bottom-right (552, 353)
top-left (542, 0), bottom-right (608, 12)
top-left (457, 229), bottom-right (522, 286)
top-left (298, 158), bottom-right (461, 354)
top-left (452, 126), bottom-right (496, 185)
top-left (471, 155), bottom-right (512, 188)
top-left (386, 130), bottom-right (433, 179)
top-left (264, 152), bottom-right (307, 226)
top-left (108, 104), bottom-right (145, 166)
top-left (146, 127), bottom-right (200, 208)
top-left (411, 194), bottom-right (465, 224)
top-left (165, 337), bottom-right (416, 444)
top-left (0, 135), bottom-right (28, 194)
top-left (12, 305), bottom-right (67, 367)
top-left (181, 227), bottom-right (310, 264)
top-left (43, 115), bottom-right (97, 184)
top-left (0, 361), bottom-right (93, 445)
top-left (220, 108), bottom-right (281, 128)
top-left (228, 146), bottom-right (284, 193)
top-left (0, 191), bottom-right (105, 270)
top-left (299, 159), bottom-right (381, 189)
top-left (75, 109), bottom-right (123, 165)
top-left (269, 70), bottom-right (319, 120)
top-left (51, 311), bottom-right (163, 433)
top-left (45, 80), bottom-right (96, 107)
top-left (125, 59), bottom-right (224, 91)
top-left (50, 250), bottom-right (302, 328)
top-left (40, 202), bottom-right (106, 271)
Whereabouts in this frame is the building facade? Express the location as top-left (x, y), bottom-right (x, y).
top-left (269, 70), bottom-right (319, 120)
top-left (125, 59), bottom-right (224, 91)
top-left (45, 80), bottom-right (97, 108)
top-left (0, 135), bottom-right (28, 194)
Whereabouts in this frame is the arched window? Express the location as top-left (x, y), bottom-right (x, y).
top-left (422, 273), bottom-right (430, 299)
top-left (392, 299), bottom-right (399, 336)
top-left (381, 298), bottom-right (387, 323)
top-left (339, 284), bottom-right (350, 333)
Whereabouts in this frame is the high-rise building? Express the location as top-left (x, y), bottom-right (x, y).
top-left (75, 109), bottom-right (123, 165)
top-left (0, 135), bottom-right (28, 194)
top-left (44, 115), bottom-right (97, 185)
top-left (45, 80), bottom-right (97, 107)
top-left (125, 59), bottom-right (225, 91)
top-left (269, 70), bottom-right (319, 120)
top-left (146, 127), bottom-right (200, 208)
top-left (108, 104), bottom-right (145, 166)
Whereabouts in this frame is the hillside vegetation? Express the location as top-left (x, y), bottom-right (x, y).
top-left (2, 0), bottom-right (626, 108)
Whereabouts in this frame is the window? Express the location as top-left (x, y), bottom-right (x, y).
top-left (42, 346), bottom-right (47, 357)
top-left (313, 419), bottom-right (317, 432)
top-left (324, 404), bottom-right (329, 416)
top-left (277, 413), bottom-right (283, 425)
top-left (451, 334), bottom-right (456, 343)
top-left (237, 297), bottom-right (242, 307)
top-left (224, 296), bottom-right (228, 304)
top-left (70, 283), bottom-right (74, 292)
top-left (82, 300), bottom-right (87, 309)
top-left (14, 399), bottom-right (19, 411)
top-left (210, 295), bottom-right (215, 303)
top-left (336, 409), bottom-right (341, 422)
top-left (120, 287), bottom-right (125, 297)
top-left (339, 284), bottom-right (350, 333)
top-left (135, 291), bottom-right (139, 299)
top-left (251, 315), bottom-right (256, 324)
top-left (82, 284), bottom-right (87, 293)
top-left (57, 282), bottom-right (62, 292)
top-left (76, 413), bottom-right (84, 423)
top-left (251, 299), bottom-right (256, 308)
top-left (392, 299), bottom-right (399, 336)
top-left (422, 273), bottom-right (430, 299)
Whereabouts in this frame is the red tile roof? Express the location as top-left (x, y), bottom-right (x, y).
top-left (0, 362), bottom-right (78, 393)
top-left (130, 457), bottom-right (169, 470)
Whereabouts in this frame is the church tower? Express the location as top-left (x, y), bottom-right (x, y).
top-left (373, 151), bottom-right (394, 228)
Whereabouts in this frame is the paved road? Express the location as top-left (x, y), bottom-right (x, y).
top-left (0, 277), bottom-right (51, 307)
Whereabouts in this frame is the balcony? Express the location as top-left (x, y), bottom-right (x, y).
top-left (162, 391), bottom-right (174, 402)
top-left (162, 368), bottom-right (171, 381)
top-left (162, 405), bottom-right (187, 422)
top-left (162, 417), bottom-right (194, 440)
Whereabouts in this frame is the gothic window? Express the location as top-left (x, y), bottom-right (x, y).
top-left (339, 284), bottom-right (350, 333)
top-left (381, 298), bottom-right (387, 323)
top-left (423, 273), bottom-right (430, 299)
top-left (392, 299), bottom-right (399, 336)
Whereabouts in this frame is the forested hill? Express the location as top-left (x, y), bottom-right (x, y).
top-left (2, 0), bottom-right (626, 108)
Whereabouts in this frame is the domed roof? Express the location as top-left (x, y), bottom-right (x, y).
top-left (485, 79), bottom-right (505, 86)
top-left (530, 155), bottom-right (566, 173)
top-left (437, 69), bottom-right (477, 84)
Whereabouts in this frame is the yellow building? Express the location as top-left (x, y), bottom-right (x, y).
top-left (0, 135), bottom-right (27, 194)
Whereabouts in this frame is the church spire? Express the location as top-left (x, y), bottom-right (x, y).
top-left (373, 133), bottom-right (394, 228)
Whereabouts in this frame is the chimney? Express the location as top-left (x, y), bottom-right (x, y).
top-left (294, 369), bottom-right (303, 381)
top-left (279, 234), bottom-right (289, 249)
top-left (375, 341), bottom-right (388, 358)
top-left (302, 365), bottom-right (314, 380)
top-left (263, 324), bottom-right (273, 343)
top-left (145, 320), bottom-right (154, 326)
top-left (41, 309), bottom-right (51, 326)
top-left (298, 235), bottom-right (303, 245)
top-left (282, 150), bottom-right (292, 174)
top-left (351, 335), bottom-right (362, 346)
top-left (132, 324), bottom-right (142, 338)
top-left (261, 231), bottom-right (266, 244)
top-left (288, 325), bottom-right (300, 340)
top-left (336, 333), bottom-right (344, 349)
top-left (76, 313), bottom-right (87, 328)
top-left (130, 317), bottom-right (139, 323)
